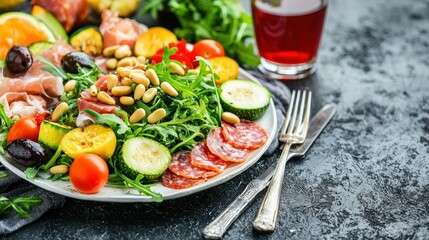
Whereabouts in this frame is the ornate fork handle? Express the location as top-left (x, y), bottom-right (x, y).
top-left (202, 178), bottom-right (270, 239)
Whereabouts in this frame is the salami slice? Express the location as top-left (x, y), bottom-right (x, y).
top-left (206, 127), bottom-right (249, 163)
top-left (190, 142), bottom-right (228, 173)
top-left (162, 169), bottom-right (205, 189)
top-left (222, 120), bottom-right (268, 149)
top-left (168, 151), bottom-right (219, 179)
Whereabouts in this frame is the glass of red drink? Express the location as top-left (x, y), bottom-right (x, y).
top-left (252, 0), bottom-right (328, 80)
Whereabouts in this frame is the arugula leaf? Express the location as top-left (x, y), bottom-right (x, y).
top-left (0, 195), bottom-right (42, 218)
top-left (85, 109), bottom-right (129, 135)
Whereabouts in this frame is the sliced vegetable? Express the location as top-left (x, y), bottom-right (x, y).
top-left (192, 39), bottom-right (225, 59)
top-left (87, 0), bottom-right (140, 17)
top-left (69, 154), bottom-right (109, 194)
top-left (206, 57), bottom-right (239, 85)
top-left (152, 39), bottom-right (197, 69)
top-left (220, 79), bottom-right (271, 121)
top-left (28, 41), bottom-right (53, 56)
top-left (70, 26), bottom-right (103, 56)
top-left (6, 139), bottom-right (48, 167)
top-left (7, 118), bottom-right (39, 143)
top-left (134, 27), bottom-right (177, 58)
top-left (31, 5), bottom-right (68, 41)
top-left (119, 137), bottom-right (171, 180)
top-left (60, 124), bottom-right (117, 159)
top-left (38, 120), bottom-right (73, 149)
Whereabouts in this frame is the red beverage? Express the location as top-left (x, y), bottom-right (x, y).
top-left (252, 0), bottom-right (328, 65)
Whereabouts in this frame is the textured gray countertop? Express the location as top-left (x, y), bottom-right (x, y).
top-left (6, 0), bottom-right (429, 239)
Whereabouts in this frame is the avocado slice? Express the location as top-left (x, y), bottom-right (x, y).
top-left (31, 5), bottom-right (68, 41)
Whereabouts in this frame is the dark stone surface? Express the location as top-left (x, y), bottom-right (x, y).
top-left (6, 0), bottom-right (429, 239)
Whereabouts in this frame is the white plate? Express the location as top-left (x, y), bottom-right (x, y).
top-left (0, 69), bottom-right (277, 202)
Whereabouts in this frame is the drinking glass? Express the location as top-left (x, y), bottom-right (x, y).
top-left (251, 0), bottom-right (328, 80)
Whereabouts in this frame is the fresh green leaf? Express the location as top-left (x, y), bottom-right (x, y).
top-left (0, 195), bottom-right (42, 218)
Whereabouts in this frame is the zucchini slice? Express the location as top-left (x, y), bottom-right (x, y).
top-left (29, 41), bottom-right (53, 56)
top-left (119, 137), bottom-right (171, 180)
top-left (220, 79), bottom-right (271, 121)
top-left (70, 26), bottom-right (103, 56)
top-left (38, 120), bottom-right (73, 149)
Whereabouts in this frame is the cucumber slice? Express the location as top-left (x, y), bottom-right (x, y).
top-left (29, 41), bottom-right (53, 56)
top-left (119, 137), bottom-right (171, 180)
top-left (38, 120), bottom-right (73, 149)
top-left (220, 79), bottom-right (271, 121)
top-left (70, 26), bottom-right (103, 56)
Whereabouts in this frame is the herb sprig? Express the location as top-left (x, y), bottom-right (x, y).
top-left (0, 195), bottom-right (42, 218)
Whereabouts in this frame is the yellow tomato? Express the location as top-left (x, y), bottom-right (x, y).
top-left (207, 57), bottom-right (239, 85)
top-left (134, 27), bottom-right (177, 58)
top-left (60, 124), bottom-right (117, 160)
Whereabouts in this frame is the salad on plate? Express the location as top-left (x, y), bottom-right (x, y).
top-left (0, 3), bottom-right (273, 203)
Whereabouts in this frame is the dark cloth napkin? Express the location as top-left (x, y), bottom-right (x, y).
top-left (0, 69), bottom-right (289, 235)
top-left (0, 166), bottom-right (65, 235)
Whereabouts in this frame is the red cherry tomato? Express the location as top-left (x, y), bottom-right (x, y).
top-left (69, 154), bottom-right (109, 194)
top-left (7, 118), bottom-right (40, 143)
top-left (192, 40), bottom-right (225, 59)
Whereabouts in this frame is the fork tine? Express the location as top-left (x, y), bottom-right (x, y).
top-left (287, 90), bottom-right (301, 135)
top-left (280, 90), bottom-right (296, 136)
top-left (294, 91), bottom-right (307, 135)
top-left (301, 91), bottom-right (312, 136)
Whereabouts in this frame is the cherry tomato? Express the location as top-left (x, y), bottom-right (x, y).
top-left (7, 118), bottom-right (40, 143)
top-left (192, 40), bottom-right (225, 59)
top-left (69, 154), bottom-right (109, 194)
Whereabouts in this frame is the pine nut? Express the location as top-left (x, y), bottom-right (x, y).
top-left (134, 84), bottom-right (146, 100)
top-left (133, 64), bottom-right (146, 70)
top-left (111, 86), bottom-right (132, 96)
top-left (103, 45), bottom-right (120, 57)
top-left (143, 88), bottom-right (158, 103)
top-left (120, 96), bottom-right (135, 105)
top-left (129, 72), bottom-right (150, 86)
top-left (116, 67), bottom-right (131, 78)
top-left (131, 69), bottom-right (145, 74)
top-left (160, 82), bottom-right (178, 97)
top-left (64, 80), bottom-right (77, 92)
top-left (137, 56), bottom-right (147, 64)
top-left (187, 69), bottom-right (200, 75)
top-left (145, 69), bottom-right (160, 86)
top-left (90, 85), bottom-right (98, 96)
top-left (117, 57), bottom-right (134, 67)
top-left (147, 108), bottom-right (166, 124)
top-left (121, 77), bottom-right (133, 86)
top-left (49, 164), bottom-right (69, 175)
top-left (107, 74), bottom-right (119, 91)
top-left (51, 102), bottom-right (68, 122)
top-left (114, 45), bottom-right (132, 59)
top-left (168, 62), bottom-right (185, 76)
top-left (222, 112), bottom-right (240, 124)
top-left (106, 58), bottom-right (118, 70)
top-left (97, 91), bottom-right (115, 105)
top-left (129, 108), bottom-right (146, 123)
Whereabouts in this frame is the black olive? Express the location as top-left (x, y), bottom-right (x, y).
top-left (61, 51), bottom-right (94, 74)
top-left (6, 139), bottom-right (49, 167)
top-left (6, 46), bottom-right (33, 73)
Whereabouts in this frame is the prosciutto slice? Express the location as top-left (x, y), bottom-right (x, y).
top-left (100, 10), bottom-right (147, 50)
top-left (0, 40), bottom-right (75, 118)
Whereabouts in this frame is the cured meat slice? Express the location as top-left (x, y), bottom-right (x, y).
top-left (100, 10), bottom-right (147, 50)
top-left (222, 121), bottom-right (268, 149)
top-left (162, 169), bottom-right (205, 189)
top-left (206, 127), bottom-right (249, 163)
top-left (169, 151), bottom-right (218, 179)
top-left (190, 142), bottom-right (228, 173)
top-left (0, 92), bottom-right (48, 118)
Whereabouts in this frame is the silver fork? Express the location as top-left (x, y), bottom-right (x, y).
top-left (252, 90), bottom-right (312, 232)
